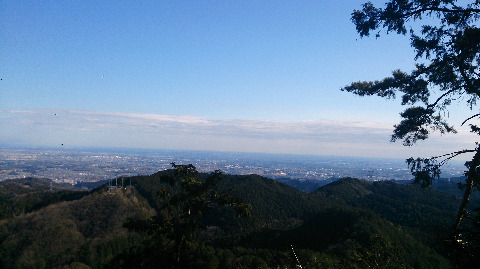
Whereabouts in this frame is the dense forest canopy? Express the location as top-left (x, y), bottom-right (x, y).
top-left (0, 172), bottom-right (467, 268)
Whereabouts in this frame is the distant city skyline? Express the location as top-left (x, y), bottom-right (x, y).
top-left (1, 1), bottom-right (477, 160)
top-left (0, 147), bottom-right (467, 184)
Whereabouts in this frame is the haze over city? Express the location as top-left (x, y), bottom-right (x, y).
top-left (1, 1), bottom-right (477, 159)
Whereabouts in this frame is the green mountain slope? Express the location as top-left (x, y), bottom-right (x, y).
top-left (274, 207), bottom-right (449, 268)
top-left (121, 171), bottom-right (320, 230)
top-left (215, 174), bottom-right (319, 226)
top-left (311, 178), bottom-right (459, 229)
top-left (0, 171), bottom-right (470, 268)
top-left (0, 186), bottom-right (152, 268)
top-left (0, 178), bottom-right (90, 220)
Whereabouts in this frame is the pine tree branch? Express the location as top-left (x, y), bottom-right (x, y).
top-left (403, 7), bottom-right (480, 18)
top-left (431, 149), bottom-right (477, 166)
top-left (428, 89), bottom-right (457, 109)
top-left (458, 62), bottom-right (480, 97)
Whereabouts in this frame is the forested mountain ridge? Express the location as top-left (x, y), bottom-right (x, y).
top-left (312, 178), bottom-right (459, 228)
top-left (0, 185), bottom-right (152, 268)
top-left (0, 177), bottom-right (90, 220)
top-left (0, 169), bottom-right (475, 268)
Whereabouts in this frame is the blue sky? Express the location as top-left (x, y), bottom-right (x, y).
top-left (0, 1), bottom-right (476, 159)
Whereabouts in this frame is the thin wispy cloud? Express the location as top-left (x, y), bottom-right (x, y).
top-left (1, 109), bottom-right (476, 159)
top-left (1, 109), bottom-right (391, 140)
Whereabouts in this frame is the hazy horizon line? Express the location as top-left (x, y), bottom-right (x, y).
top-left (1, 108), bottom-right (476, 161)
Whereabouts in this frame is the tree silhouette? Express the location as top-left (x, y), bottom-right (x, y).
top-left (124, 163), bottom-right (250, 268)
top-left (342, 0), bottom-right (479, 266)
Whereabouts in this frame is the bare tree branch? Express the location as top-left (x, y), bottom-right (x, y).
top-left (461, 114), bottom-right (480, 126)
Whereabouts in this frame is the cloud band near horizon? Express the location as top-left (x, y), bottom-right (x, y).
top-left (1, 109), bottom-right (476, 160)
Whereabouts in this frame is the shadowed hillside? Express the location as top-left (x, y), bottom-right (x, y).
top-left (0, 170), bottom-right (475, 268)
top-left (0, 178), bottom-right (90, 220)
top-left (0, 185), bottom-right (152, 268)
top-left (311, 178), bottom-right (459, 229)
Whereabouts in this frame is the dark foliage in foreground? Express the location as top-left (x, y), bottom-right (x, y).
top-left (343, 2), bottom-right (480, 266)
